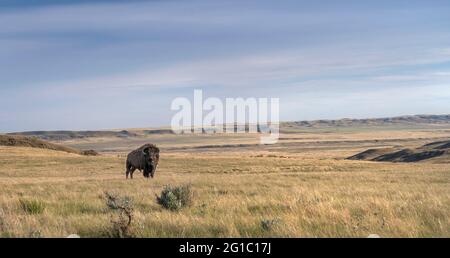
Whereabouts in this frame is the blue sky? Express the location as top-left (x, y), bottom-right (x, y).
top-left (1, 0), bottom-right (450, 132)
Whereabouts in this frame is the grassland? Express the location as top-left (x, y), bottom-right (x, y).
top-left (0, 125), bottom-right (449, 238)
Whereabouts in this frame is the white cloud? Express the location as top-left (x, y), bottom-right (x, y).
top-left (23, 45), bottom-right (450, 98)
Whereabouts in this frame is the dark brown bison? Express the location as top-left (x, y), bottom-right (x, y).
top-left (125, 144), bottom-right (160, 179)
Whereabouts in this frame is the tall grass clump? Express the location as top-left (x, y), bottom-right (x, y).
top-left (19, 199), bottom-right (45, 215)
top-left (156, 184), bottom-right (193, 211)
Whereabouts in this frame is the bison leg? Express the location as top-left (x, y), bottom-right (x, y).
top-left (129, 167), bottom-right (136, 179)
top-left (125, 162), bottom-right (134, 179)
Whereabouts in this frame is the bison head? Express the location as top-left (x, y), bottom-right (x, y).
top-left (142, 145), bottom-right (160, 178)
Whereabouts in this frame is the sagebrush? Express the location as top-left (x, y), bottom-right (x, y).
top-left (156, 184), bottom-right (193, 211)
top-left (104, 192), bottom-right (134, 238)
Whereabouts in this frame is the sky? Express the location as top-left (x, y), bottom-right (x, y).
top-left (1, 0), bottom-right (450, 132)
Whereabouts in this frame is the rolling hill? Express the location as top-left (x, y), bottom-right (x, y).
top-left (0, 135), bottom-right (98, 156)
top-left (348, 140), bottom-right (450, 163)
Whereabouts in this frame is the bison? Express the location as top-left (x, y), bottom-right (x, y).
top-left (125, 144), bottom-right (160, 179)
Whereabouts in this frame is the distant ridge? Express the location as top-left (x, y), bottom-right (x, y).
top-left (8, 129), bottom-right (175, 141)
top-left (7, 114), bottom-right (450, 140)
top-left (284, 114), bottom-right (450, 128)
top-left (7, 130), bottom-right (139, 141)
top-left (0, 135), bottom-right (98, 156)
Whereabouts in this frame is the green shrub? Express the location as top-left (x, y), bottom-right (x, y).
top-left (156, 184), bottom-right (193, 211)
top-left (19, 199), bottom-right (45, 215)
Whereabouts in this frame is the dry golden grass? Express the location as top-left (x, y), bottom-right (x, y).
top-left (0, 135), bottom-right (449, 237)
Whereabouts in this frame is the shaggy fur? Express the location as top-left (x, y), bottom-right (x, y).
top-left (125, 144), bottom-right (160, 179)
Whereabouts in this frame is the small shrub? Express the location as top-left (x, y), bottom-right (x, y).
top-left (19, 199), bottom-right (45, 215)
top-left (81, 150), bottom-right (99, 156)
top-left (29, 230), bottom-right (43, 238)
top-left (156, 184), bottom-right (193, 211)
top-left (104, 192), bottom-right (134, 238)
top-left (261, 218), bottom-right (282, 231)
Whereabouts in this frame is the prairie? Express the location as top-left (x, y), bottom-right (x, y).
top-left (0, 122), bottom-right (449, 237)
